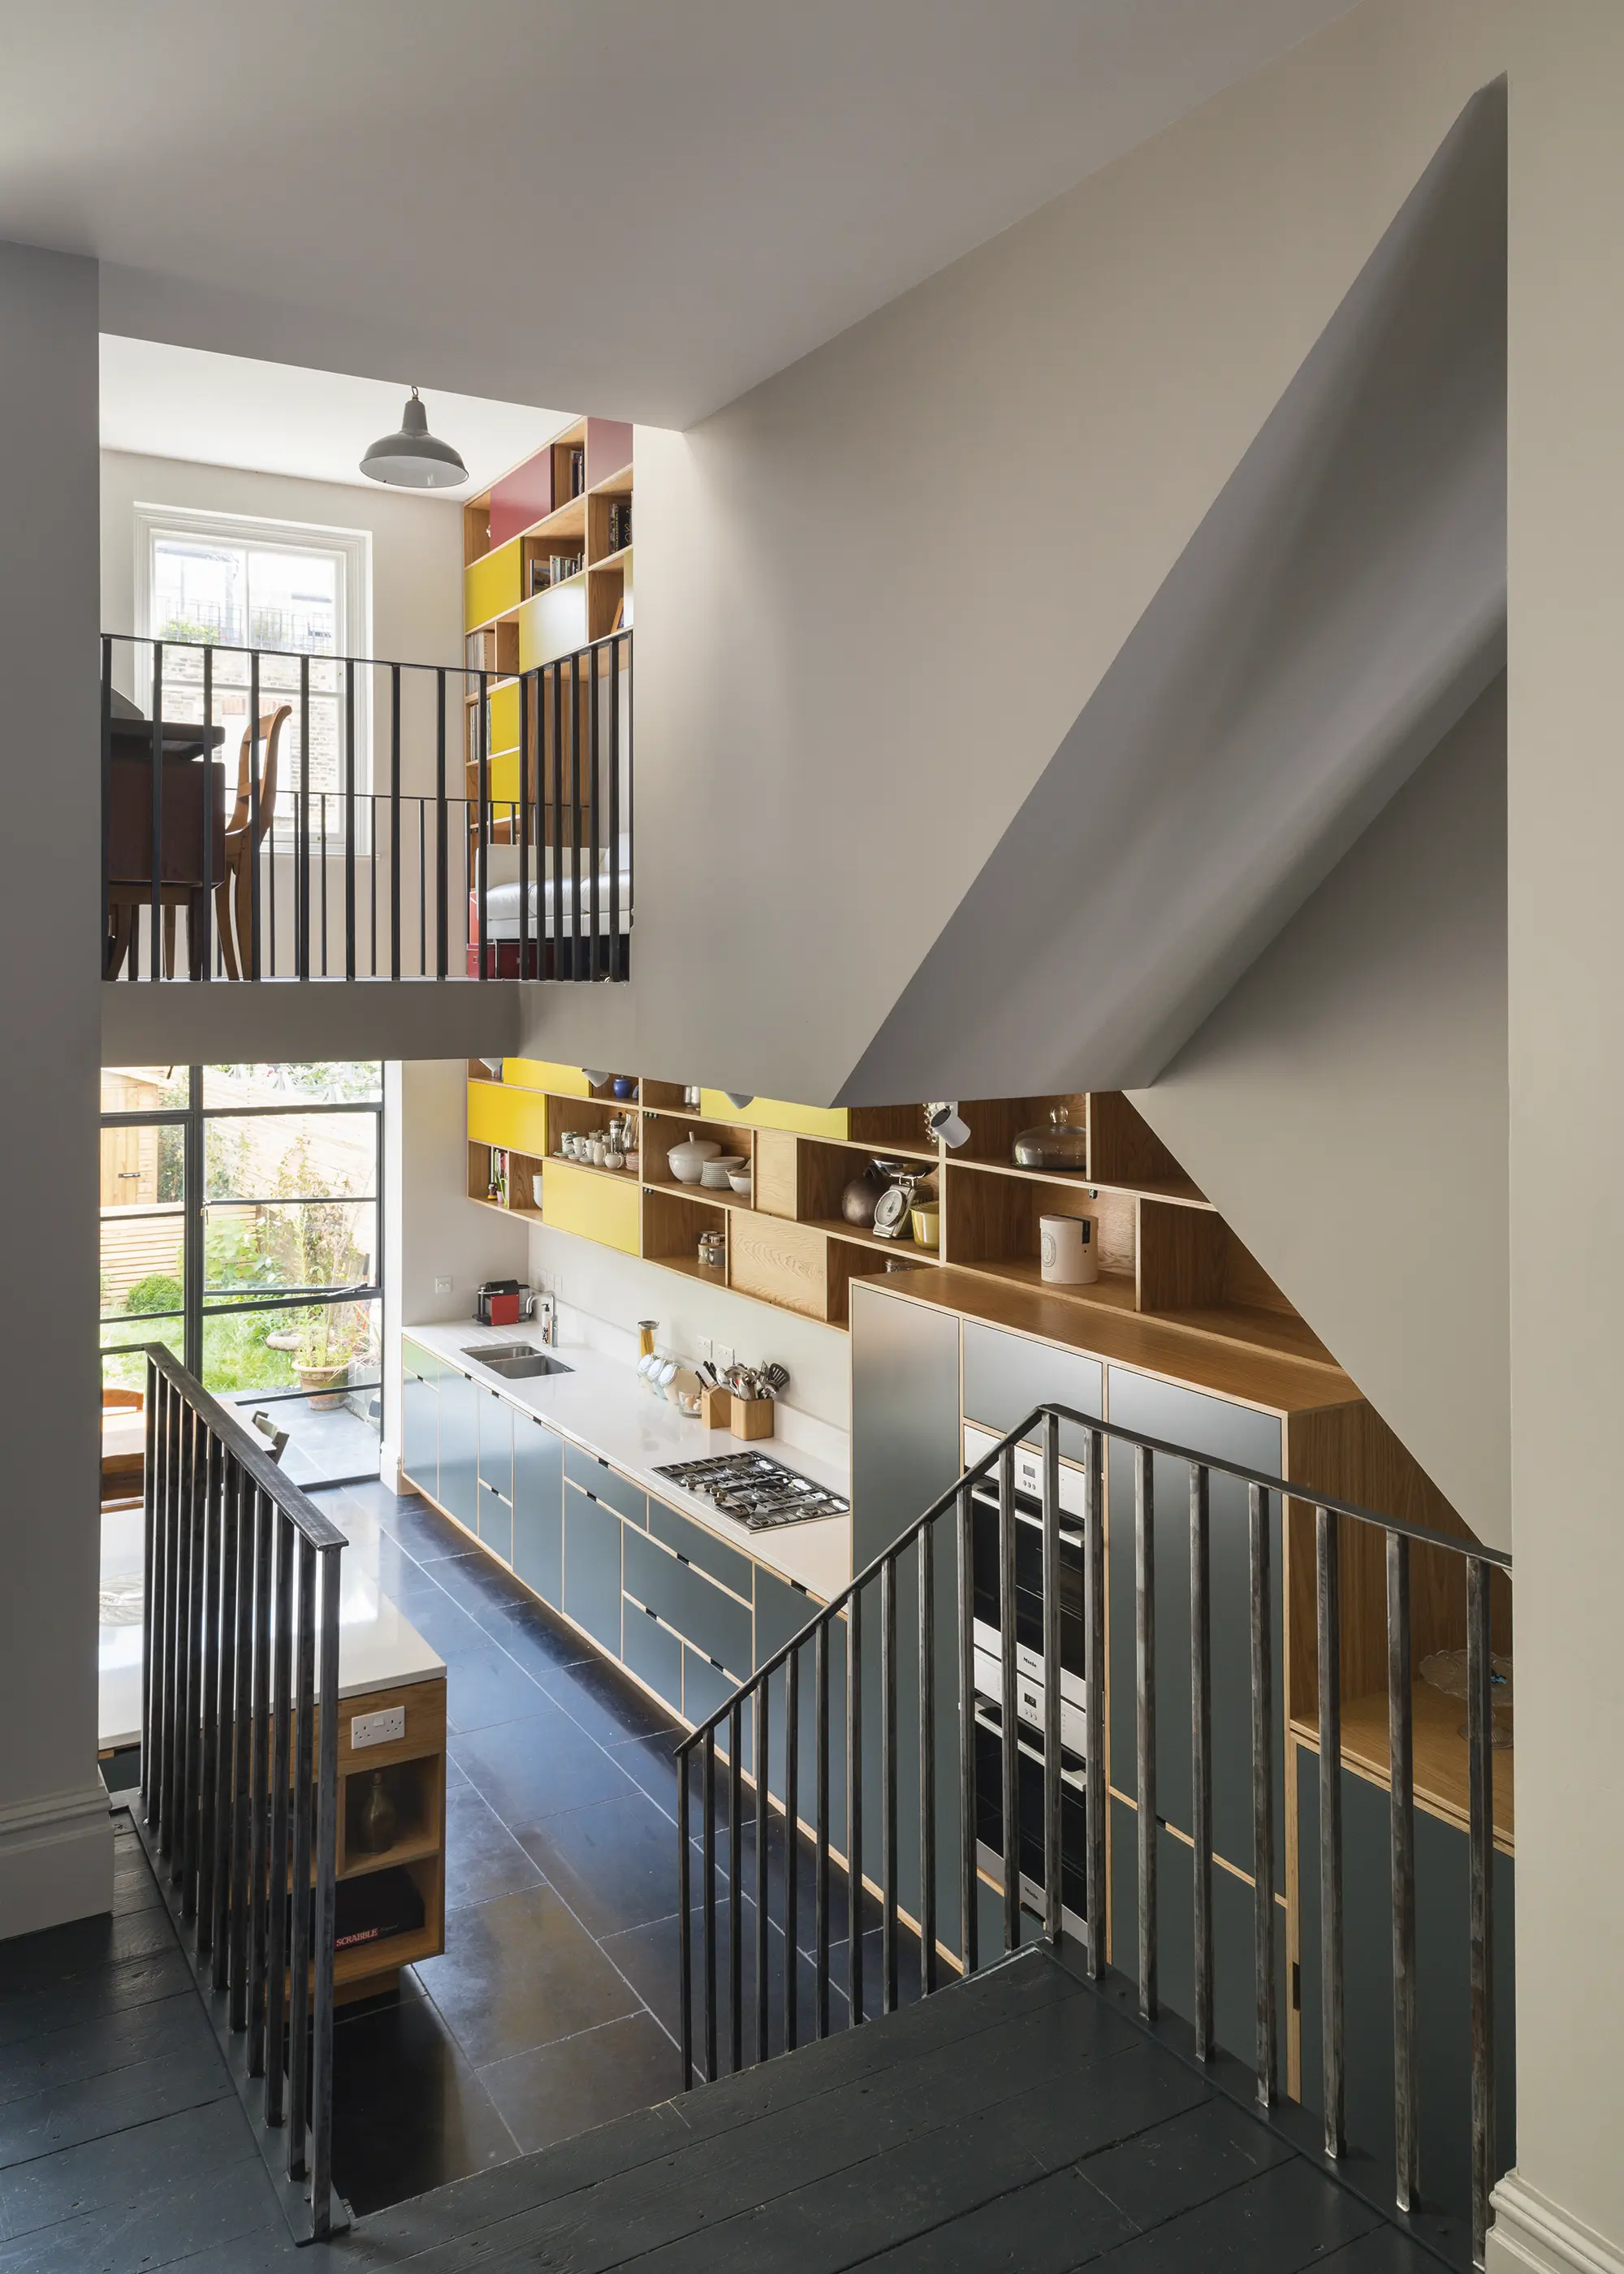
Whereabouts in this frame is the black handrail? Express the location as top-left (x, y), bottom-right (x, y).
top-left (131, 1342), bottom-right (348, 2241)
top-left (100, 631), bottom-right (632, 984)
top-left (675, 1399), bottom-right (1511, 2271)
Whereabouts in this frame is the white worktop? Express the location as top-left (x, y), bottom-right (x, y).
top-left (97, 1502), bottom-right (443, 1754)
top-left (404, 1321), bottom-right (853, 1602)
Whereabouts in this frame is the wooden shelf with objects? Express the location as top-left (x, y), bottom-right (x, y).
top-left (330, 1680), bottom-right (447, 1997)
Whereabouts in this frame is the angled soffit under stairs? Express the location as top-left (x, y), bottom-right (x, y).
top-left (840, 77), bottom-right (1506, 1107)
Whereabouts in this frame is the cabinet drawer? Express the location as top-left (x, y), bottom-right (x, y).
top-left (564, 1441), bottom-right (646, 1527)
top-left (512, 1417), bottom-right (564, 1608)
top-left (542, 1160), bottom-right (640, 1254)
top-left (683, 1645), bottom-right (742, 1734)
top-left (464, 537), bottom-right (522, 631)
top-left (698, 1092), bottom-right (849, 1141)
top-left (563, 1485), bottom-right (623, 1655)
top-left (468, 1079), bottom-right (550, 1156)
top-left (648, 1497), bottom-right (754, 1605)
top-left (477, 1476), bottom-right (513, 1565)
top-left (622, 1600), bottom-right (683, 1712)
top-left (487, 677), bottom-right (520, 755)
top-left (624, 1528), bottom-right (752, 1678)
top-left (477, 1390), bottom-right (512, 1498)
top-left (503, 1057), bottom-right (590, 1097)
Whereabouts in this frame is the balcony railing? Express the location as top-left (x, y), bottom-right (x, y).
top-left (101, 632), bottom-right (632, 984)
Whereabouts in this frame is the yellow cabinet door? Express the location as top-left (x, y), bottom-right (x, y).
top-left (487, 750), bottom-right (521, 807)
top-left (467, 1080), bottom-right (550, 1156)
top-left (464, 538), bottom-right (523, 632)
top-left (487, 679), bottom-right (520, 754)
top-left (503, 1058), bottom-right (590, 1097)
top-left (542, 1161), bottom-right (640, 1254)
top-left (699, 1092), bottom-right (850, 1141)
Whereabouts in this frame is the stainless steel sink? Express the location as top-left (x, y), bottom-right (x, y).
top-left (463, 1342), bottom-right (572, 1380)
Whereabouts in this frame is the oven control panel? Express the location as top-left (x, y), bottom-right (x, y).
top-left (963, 1426), bottom-right (1089, 1519)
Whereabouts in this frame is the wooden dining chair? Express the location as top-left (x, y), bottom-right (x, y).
top-left (215, 705), bottom-right (291, 979)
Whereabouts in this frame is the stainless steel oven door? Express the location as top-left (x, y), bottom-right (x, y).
top-left (970, 1484), bottom-right (1087, 1714)
top-left (972, 1694), bottom-right (1091, 1947)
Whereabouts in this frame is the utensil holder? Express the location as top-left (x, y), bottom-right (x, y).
top-left (731, 1394), bottom-right (774, 1442)
top-left (700, 1382), bottom-right (733, 1429)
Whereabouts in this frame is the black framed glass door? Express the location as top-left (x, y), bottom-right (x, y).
top-left (101, 1061), bottom-right (384, 1488)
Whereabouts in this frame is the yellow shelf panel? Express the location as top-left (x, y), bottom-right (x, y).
top-left (699, 1092), bottom-right (850, 1142)
top-left (503, 1058), bottom-right (591, 1097)
top-left (487, 678), bottom-right (520, 756)
top-left (542, 1159), bottom-right (640, 1254)
top-left (464, 538), bottom-right (524, 632)
top-left (468, 1079), bottom-right (549, 1156)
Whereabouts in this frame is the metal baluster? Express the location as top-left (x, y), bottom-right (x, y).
top-left (998, 1446), bottom-right (1019, 1955)
top-left (1250, 1483), bottom-right (1276, 2104)
top-left (434, 668), bottom-right (447, 979)
top-left (386, 661), bottom-right (400, 979)
top-left (344, 660), bottom-right (356, 979)
top-left (1317, 1505), bottom-right (1345, 2157)
top-left (755, 1679), bottom-right (770, 2065)
top-left (319, 793), bottom-right (329, 976)
top-left (1084, 1429), bottom-right (1106, 1977)
top-left (1466, 1558), bottom-right (1497, 2272)
top-left (551, 661), bottom-right (563, 978)
top-left (418, 798), bottom-right (426, 975)
top-left (249, 654), bottom-right (263, 978)
top-left (848, 1591), bottom-right (865, 2022)
top-left (814, 1622), bottom-right (831, 2038)
top-left (310, 1542), bottom-right (342, 2237)
top-left (881, 1554), bottom-right (899, 2010)
top-left (569, 651), bottom-right (581, 975)
top-left (518, 668), bottom-right (531, 980)
top-left (608, 637), bottom-right (621, 975)
top-left (1190, 1463), bottom-right (1213, 2059)
top-left (1135, 1445), bottom-right (1156, 2017)
top-left (369, 783), bottom-right (377, 975)
top-left (624, 631), bottom-right (633, 982)
top-left (197, 1431), bottom-right (222, 1949)
top-left (248, 1486), bottom-right (274, 2073)
top-left (140, 1362), bottom-right (159, 1818)
top-left (149, 642), bottom-right (163, 981)
top-left (784, 1645), bottom-right (799, 2052)
top-left (702, 1728), bottom-right (718, 2083)
top-left (477, 668), bottom-right (490, 977)
top-left (677, 1745), bottom-right (693, 2089)
top-left (728, 1700), bottom-right (743, 2074)
top-left (297, 654), bottom-right (310, 979)
top-left (163, 1388), bottom-right (185, 1858)
top-left (1041, 1416), bottom-right (1062, 1945)
top-left (286, 1537), bottom-right (317, 2176)
top-left (1388, 1531), bottom-right (1418, 2211)
top-left (198, 644), bottom-right (213, 982)
top-left (228, 1472), bottom-right (257, 2030)
top-left (181, 1407), bottom-right (205, 1905)
top-left (588, 641), bottom-right (601, 974)
top-left (100, 638), bottom-right (113, 979)
top-left (263, 1513), bottom-right (294, 2125)
top-left (918, 1523), bottom-right (938, 1991)
top-left (957, 1483), bottom-right (978, 1978)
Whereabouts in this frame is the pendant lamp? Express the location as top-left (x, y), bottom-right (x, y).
top-left (361, 387), bottom-right (467, 489)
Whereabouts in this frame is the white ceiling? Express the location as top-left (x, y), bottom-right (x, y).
top-left (3, 0), bottom-right (1355, 429)
top-left (98, 336), bottom-right (568, 494)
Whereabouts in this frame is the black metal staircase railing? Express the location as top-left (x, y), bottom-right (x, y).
top-left (99, 630), bottom-right (632, 985)
top-left (676, 1403), bottom-right (1514, 2271)
top-left (131, 1343), bottom-right (348, 2242)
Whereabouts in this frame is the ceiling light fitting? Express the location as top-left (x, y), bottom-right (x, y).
top-left (361, 387), bottom-right (467, 489)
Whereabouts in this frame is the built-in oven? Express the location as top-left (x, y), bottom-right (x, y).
top-left (973, 1693), bottom-right (1091, 1943)
top-left (968, 1444), bottom-right (1088, 1754)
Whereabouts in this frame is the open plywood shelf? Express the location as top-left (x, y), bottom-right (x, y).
top-left (469, 1066), bottom-right (1350, 1381)
top-left (1294, 1686), bottom-right (1515, 1853)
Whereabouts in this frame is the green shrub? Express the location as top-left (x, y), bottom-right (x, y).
top-left (126, 1273), bottom-right (183, 1316)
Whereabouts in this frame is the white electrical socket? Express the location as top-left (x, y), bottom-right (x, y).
top-left (352, 1705), bottom-right (405, 1749)
top-left (698, 1335), bottom-right (713, 1365)
top-left (434, 1274), bottom-right (452, 1295)
top-left (715, 1343), bottom-right (735, 1375)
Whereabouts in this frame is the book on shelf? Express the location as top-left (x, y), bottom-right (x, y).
top-left (570, 447), bottom-right (585, 496)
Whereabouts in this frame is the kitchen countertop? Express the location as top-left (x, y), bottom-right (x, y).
top-left (405, 1321), bottom-right (853, 1602)
top-left (98, 1501), bottom-right (443, 1753)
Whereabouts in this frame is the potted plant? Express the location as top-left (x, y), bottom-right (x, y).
top-left (291, 1303), bottom-right (362, 1410)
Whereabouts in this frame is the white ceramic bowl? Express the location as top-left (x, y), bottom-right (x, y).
top-left (728, 1169), bottom-right (754, 1195)
top-left (667, 1135), bottom-right (721, 1183)
top-left (700, 1154), bottom-right (746, 1189)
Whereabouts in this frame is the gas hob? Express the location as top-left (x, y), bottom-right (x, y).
top-left (653, 1452), bottom-right (850, 1530)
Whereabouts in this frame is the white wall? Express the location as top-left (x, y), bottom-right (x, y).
top-left (0, 243), bottom-right (113, 1935)
top-left (382, 1058), bottom-right (529, 1482)
top-left (1131, 677), bottom-right (1508, 1547)
top-left (608, 0), bottom-right (1510, 1108)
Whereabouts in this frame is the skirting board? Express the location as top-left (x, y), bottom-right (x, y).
top-left (0, 1779), bottom-right (114, 1940)
top-left (1490, 2174), bottom-right (1624, 2274)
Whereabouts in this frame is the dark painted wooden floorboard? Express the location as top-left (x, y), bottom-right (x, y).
top-left (0, 2028), bottom-right (231, 2168)
top-left (0, 2144), bottom-right (283, 2274)
top-left (0, 1987), bottom-right (197, 2104)
top-left (0, 2097), bottom-right (266, 2249)
top-left (854, 2162), bottom-right (1138, 2273)
top-left (0, 1948), bottom-right (195, 2055)
top-left (1079, 2095), bottom-right (1299, 2232)
top-left (1086, 2159), bottom-right (1384, 2273)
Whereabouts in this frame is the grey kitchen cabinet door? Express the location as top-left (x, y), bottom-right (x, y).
top-left (512, 1415), bottom-right (564, 1607)
top-left (1295, 1749), bottom-right (1515, 2227)
top-left (564, 1482), bottom-right (624, 1656)
top-left (477, 1387), bottom-right (513, 1501)
top-left (850, 1282), bottom-right (962, 1570)
top-left (478, 1479), bottom-right (513, 1565)
top-left (437, 1364), bottom-right (480, 1533)
top-left (756, 1567), bottom-right (846, 1856)
top-left (400, 1339), bottom-right (438, 1498)
top-left (622, 1600), bottom-right (683, 1713)
top-left (1105, 1369), bottom-right (1284, 1888)
top-left (961, 1321), bottom-right (1102, 1462)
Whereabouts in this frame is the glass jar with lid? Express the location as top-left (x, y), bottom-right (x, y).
top-left (1012, 1107), bottom-right (1088, 1173)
